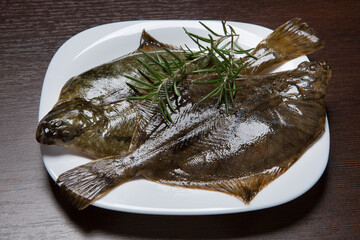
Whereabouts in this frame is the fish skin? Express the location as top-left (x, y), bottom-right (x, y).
top-left (36, 19), bottom-right (323, 159)
top-left (36, 30), bottom-right (180, 158)
top-left (56, 61), bottom-right (331, 210)
top-left (36, 53), bottom-right (140, 158)
top-left (146, 61), bottom-right (331, 202)
top-left (36, 98), bottom-right (137, 157)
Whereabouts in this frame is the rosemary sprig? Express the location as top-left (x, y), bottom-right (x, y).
top-left (126, 20), bottom-right (257, 122)
top-left (126, 49), bottom-right (201, 123)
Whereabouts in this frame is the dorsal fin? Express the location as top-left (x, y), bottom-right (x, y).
top-left (135, 29), bottom-right (179, 52)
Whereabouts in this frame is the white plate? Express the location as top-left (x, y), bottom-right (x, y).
top-left (39, 20), bottom-right (330, 215)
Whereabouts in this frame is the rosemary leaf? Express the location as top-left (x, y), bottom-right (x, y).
top-left (164, 82), bottom-right (176, 113)
top-left (198, 85), bottom-right (222, 103)
top-left (213, 47), bottom-right (231, 65)
top-left (212, 53), bottom-right (225, 80)
top-left (216, 86), bottom-right (224, 106)
top-left (221, 20), bottom-right (228, 35)
top-left (137, 68), bottom-right (156, 84)
top-left (199, 21), bottom-right (221, 37)
top-left (192, 68), bottom-right (217, 73)
top-left (224, 90), bottom-right (229, 114)
top-left (183, 28), bottom-right (207, 50)
top-left (157, 99), bottom-right (169, 124)
top-left (231, 78), bottom-right (236, 105)
top-left (228, 25), bottom-right (236, 35)
top-left (219, 41), bottom-right (231, 50)
top-left (173, 78), bottom-right (181, 97)
top-left (159, 54), bottom-right (172, 74)
top-left (229, 89), bottom-right (235, 107)
top-left (162, 47), bottom-right (183, 66)
top-left (126, 82), bottom-right (140, 94)
top-left (126, 82), bottom-right (156, 92)
top-left (149, 94), bottom-right (158, 108)
top-left (141, 50), bottom-right (168, 72)
top-left (159, 96), bottom-right (173, 123)
top-left (209, 47), bottom-right (226, 72)
top-left (125, 75), bottom-right (154, 88)
top-left (225, 87), bottom-right (242, 92)
top-left (137, 59), bottom-right (163, 81)
top-left (127, 91), bottom-right (157, 100)
top-left (234, 42), bottom-right (258, 59)
top-left (193, 79), bottom-right (221, 85)
top-left (187, 32), bottom-right (212, 43)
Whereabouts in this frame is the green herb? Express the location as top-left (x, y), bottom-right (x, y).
top-left (126, 21), bottom-right (257, 122)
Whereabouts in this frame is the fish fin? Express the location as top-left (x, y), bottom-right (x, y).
top-left (128, 99), bottom-right (162, 151)
top-left (202, 166), bottom-right (290, 203)
top-left (56, 156), bottom-right (129, 210)
top-left (243, 18), bottom-right (324, 74)
top-left (135, 29), bottom-right (180, 52)
top-left (155, 162), bottom-right (291, 203)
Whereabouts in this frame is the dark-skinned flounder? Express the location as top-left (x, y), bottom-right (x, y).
top-left (36, 18), bottom-right (323, 159)
top-left (36, 19), bottom-right (330, 209)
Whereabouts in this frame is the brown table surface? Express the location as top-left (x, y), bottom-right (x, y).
top-left (1, 0), bottom-right (359, 239)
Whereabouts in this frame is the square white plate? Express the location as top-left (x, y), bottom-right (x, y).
top-left (39, 20), bottom-right (329, 215)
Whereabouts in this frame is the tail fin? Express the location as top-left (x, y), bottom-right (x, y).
top-left (242, 18), bottom-right (324, 75)
top-left (56, 156), bottom-right (136, 210)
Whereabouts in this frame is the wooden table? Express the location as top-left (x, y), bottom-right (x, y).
top-left (1, 0), bottom-right (359, 239)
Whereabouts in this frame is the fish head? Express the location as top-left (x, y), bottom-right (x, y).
top-left (36, 99), bottom-right (106, 145)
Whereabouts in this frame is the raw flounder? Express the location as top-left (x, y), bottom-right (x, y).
top-left (57, 60), bottom-right (331, 210)
top-left (36, 18), bottom-right (323, 159)
top-left (36, 31), bottom-right (180, 158)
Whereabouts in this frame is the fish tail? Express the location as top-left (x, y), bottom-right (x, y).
top-left (267, 18), bottom-right (324, 56)
top-left (56, 156), bottom-right (136, 210)
top-left (243, 18), bottom-right (324, 74)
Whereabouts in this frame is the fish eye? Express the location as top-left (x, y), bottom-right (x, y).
top-left (54, 120), bottom-right (63, 127)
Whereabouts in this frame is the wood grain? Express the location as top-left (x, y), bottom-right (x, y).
top-left (1, 0), bottom-right (359, 239)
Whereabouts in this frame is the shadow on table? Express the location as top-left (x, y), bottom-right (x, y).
top-left (48, 170), bottom-right (328, 239)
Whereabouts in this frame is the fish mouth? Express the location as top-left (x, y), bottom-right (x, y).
top-left (36, 122), bottom-right (83, 145)
top-left (36, 124), bottom-right (56, 145)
